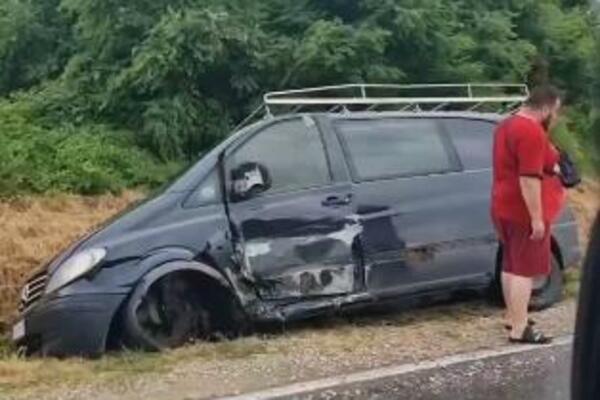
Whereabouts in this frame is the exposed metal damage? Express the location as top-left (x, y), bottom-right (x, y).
top-left (236, 217), bottom-right (363, 302)
top-left (260, 264), bottom-right (356, 298)
top-left (229, 217), bottom-right (501, 323)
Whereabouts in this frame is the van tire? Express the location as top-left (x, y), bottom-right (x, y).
top-left (122, 272), bottom-right (212, 351)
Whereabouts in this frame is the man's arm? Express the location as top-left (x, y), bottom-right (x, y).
top-left (519, 177), bottom-right (545, 240)
top-left (514, 121), bottom-right (546, 240)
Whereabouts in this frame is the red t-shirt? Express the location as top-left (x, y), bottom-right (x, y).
top-left (491, 114), bottom-right (565, 224)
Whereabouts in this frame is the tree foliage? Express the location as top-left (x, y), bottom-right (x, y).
top-left (0, 0), bottom-right (598, 194)
top-left (0, 100), bottom-right (182, 195)
top-left (0, 0), bottom-right (71, 94)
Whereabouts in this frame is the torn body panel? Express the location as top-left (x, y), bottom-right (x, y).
top-left (248, 291), bottom-right (374, 323)
top-left (253, 262), bottom-right (355, 299)
top-left (227, 185), bottom-right (362, 301)
top-left (239, 218), bottom-right (362, 300)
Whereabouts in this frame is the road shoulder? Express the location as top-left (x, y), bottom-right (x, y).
top-left (2, 299), bottom-right (576, 400)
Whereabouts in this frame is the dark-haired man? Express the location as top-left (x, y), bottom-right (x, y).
top-left (491, 85), bottom-right (566, 344)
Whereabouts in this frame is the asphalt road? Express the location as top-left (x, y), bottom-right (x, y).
top-left (220, 337), bottom-right (572, 400)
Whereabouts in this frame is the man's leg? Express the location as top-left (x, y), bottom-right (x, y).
top-left (502, 271), bottom-right (513, 325)
top-left (509, 274), bottom-right (533, 338)
top-left (503, 220), bottom-right (551, 342)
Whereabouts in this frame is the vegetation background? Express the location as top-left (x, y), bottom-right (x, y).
top-left (0, 0), bottom-right (598, 197)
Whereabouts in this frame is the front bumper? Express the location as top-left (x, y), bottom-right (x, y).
top-left (13, 293), bottom-right (126, 357)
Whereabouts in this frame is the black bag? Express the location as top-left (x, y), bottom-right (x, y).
top-left (557, 148), bottom-right (582, 188)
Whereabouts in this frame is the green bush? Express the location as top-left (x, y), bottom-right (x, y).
top-left (0, 100), bottom-right (182, 196)
top-left (552, 107), bottom-right (600, 176)
top-left (0, 0), bottom-right (597, 195)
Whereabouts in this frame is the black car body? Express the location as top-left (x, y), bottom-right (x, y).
top-left (12, 110), bottom-right (581, 357)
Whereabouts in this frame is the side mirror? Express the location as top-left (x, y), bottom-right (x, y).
top-left (230, 162), bottom-right (272, 201)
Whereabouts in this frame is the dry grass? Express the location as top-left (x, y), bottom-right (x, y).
top-left (568, 179), bottom-right (600, 248)
top-left (0, 191), bottom-right (144, 328)
top-left (0, 334), bottom-right (282, 396)
top-left (0, 349), bottom-right (171, 393)
top-left (553, 179), bottom-right (599, 300)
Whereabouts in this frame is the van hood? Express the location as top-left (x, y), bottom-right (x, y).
top-left (46, 192), bottom-right (184, 274)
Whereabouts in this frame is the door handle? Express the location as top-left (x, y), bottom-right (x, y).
top-left (322, 194), bottom-right (352, 207)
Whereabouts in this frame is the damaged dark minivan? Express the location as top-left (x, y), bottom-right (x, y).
top-left (12, 84), bottom-right (581, 356)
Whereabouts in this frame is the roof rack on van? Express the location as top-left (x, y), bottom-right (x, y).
top-left (236, 83), bottom-right (529, 130)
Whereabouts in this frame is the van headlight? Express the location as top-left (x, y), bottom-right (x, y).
top-left (45, 248), bottom-right (107, 294)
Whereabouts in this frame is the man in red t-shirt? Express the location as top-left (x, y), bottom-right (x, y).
top-left (491, 85), bottom-right (565, 344)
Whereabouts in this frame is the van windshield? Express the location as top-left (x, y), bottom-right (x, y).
top-left (148, 160), bottom-right (199, 197)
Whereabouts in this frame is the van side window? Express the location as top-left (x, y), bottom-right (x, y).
top-left (227, 118), bottom-right (330, 196)
top-left (336, 119), bottom-right (453, 181)
top-left (183, 168), bottom-right (221, 208)
top-left (443, 119), bottom-right (496, 170)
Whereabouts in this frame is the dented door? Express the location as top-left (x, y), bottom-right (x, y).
top-left (335, 118), bottom-right (494, 297)
top-left (225, 117), bottom-right (361, 300)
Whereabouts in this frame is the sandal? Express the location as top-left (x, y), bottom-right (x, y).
top-left (509, 325), bottom-right (552, 344)
top-left (504, 319), bottom-right (536, 331)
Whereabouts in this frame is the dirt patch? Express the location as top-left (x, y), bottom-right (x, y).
top-left (0, 191), bottom-right (144, 327)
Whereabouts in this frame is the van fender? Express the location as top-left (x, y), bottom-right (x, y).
top-left (119, 259), bottom-right (241, 350)
top-left (135, 259), bottom-right (232, 293)
top-left (125, 247), bottom-right (227, 284)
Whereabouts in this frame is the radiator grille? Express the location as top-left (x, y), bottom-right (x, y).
top-left (19, 270), bottom-right (48, 312)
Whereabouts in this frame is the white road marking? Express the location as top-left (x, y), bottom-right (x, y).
top-left (215, 335), bottom-right (573, 400)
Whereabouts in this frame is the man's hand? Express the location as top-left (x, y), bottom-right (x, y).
top-left (530, 218), bottom-right (546, 241)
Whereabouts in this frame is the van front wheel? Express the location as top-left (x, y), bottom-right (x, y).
top-left (123, 272), bottom-right (212, 351)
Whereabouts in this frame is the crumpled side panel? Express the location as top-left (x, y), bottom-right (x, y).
top-left (241, 218), bottom-right (362, 299)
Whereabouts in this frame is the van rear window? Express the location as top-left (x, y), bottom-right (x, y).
top-left (336, 119), bottom-right (454, 181)
top-left (442, 119), bottom-right (496, 170)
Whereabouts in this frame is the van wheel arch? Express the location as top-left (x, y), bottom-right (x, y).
top-left (108, 261), bottom-right (248, 351)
